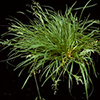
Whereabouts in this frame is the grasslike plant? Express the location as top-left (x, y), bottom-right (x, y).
top-left (0, 0), bottom-right (100, 100)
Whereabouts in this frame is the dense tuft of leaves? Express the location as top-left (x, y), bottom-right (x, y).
top-left (0, 0), bottom-right (100, 100)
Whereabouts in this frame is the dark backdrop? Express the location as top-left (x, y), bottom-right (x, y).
top-left (0, 0), bottom-right (100, 100)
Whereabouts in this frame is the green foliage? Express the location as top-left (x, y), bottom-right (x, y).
top-left (0, 0), bottom-right (100, 100)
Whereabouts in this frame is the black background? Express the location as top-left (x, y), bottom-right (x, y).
top-left (0, 0), bottom-right (100, 100)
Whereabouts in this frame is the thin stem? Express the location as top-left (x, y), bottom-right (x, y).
top-left (34, 72), bottom-right (42, 100)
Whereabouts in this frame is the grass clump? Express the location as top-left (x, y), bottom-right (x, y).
top-left (0, 0), bottom-right (100, 100)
